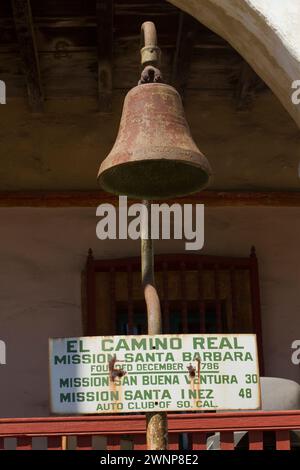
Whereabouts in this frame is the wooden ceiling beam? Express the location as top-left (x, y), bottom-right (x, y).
top-left (0, 191), bottom-right (299, 207)
top-left (11, 0), bottom-right (43, 112)
top-left (235, 61), bottom-right (265, 111)
top-left (96, 0), bottom-right (114, 112)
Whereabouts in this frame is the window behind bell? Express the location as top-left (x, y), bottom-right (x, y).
top-left (82, 249), bottom-right (264, 372)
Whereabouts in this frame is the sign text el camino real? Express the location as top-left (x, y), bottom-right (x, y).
top-left (49, 334), bottom-right (260, 414)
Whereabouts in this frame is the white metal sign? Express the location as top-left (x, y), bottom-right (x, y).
top-left (49, 334), bottom-right (261, 414)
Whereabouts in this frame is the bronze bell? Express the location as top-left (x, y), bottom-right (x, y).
top-left (98, 24), bottom-right (212, 200)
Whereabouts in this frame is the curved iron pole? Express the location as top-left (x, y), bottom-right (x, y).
top-left (141, 200), bottom-right (168, 450)
top-left (139, 22), bottom-right (168, 450)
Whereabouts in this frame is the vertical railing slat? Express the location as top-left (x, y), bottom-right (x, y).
top-left (76, 435), bottom-right (93, 450)
top-left (133, 434), bottom-right (147, 450)
top-left (276, 430), bottom-right (291, 450)
top-left (47, 436), bottom-right (63, 450)
top-left (249, 431), bottom-right (263, 450)
top-left (180, 262), bottom-right (188, 333)
top-left (220, 431), bottom-right (234, 450)
top-left (107, 435), bottom-right (121, 451)
top-left (168, 433), bottom-right (179, 450)
top-left (16, 436), bottom-right (32, 450)
top-left (192, 432), bottom-right (207, 450)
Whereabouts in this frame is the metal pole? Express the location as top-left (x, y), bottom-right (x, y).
top-left (141, 200), bottom-right (168, 450)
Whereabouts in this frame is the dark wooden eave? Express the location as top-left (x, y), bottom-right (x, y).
top-left (0, 191), bottom-right (299, 207)
top-left (236, 61), bottom-right (265, 110)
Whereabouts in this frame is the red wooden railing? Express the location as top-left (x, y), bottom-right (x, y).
top-left (0, 411), bottom-right (299, 450)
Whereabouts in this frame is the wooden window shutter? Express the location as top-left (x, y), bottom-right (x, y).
top-left (82, 247), bottom-right (264, 373)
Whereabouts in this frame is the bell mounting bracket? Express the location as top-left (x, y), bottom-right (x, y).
top-left (139, 22), bottom-right (163, 84)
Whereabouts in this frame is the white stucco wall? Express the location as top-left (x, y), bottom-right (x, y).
top-left (169, 0), bottom-right (300, 128)
top-left (0, 206), bottom-right (299, 417)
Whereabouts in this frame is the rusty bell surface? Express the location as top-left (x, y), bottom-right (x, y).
top-left (98, 82), bottom-right (212, 199)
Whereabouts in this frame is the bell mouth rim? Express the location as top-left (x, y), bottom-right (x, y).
top-left (97, 158), bottom-right (212, 200)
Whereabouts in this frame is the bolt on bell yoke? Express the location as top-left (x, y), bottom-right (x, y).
top-left (97, 22), bottom-right (212, 200)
